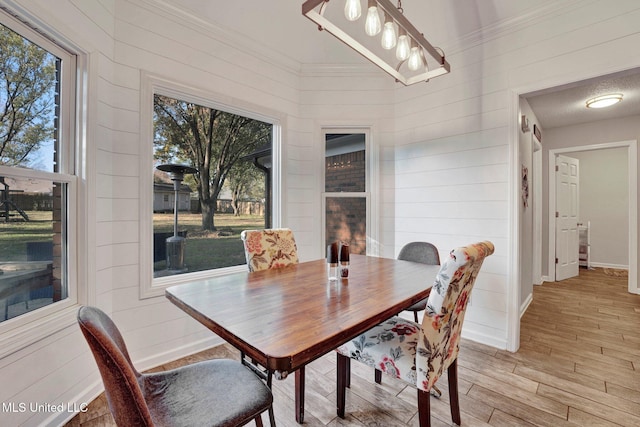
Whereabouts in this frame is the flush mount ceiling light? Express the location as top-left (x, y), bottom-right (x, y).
top-left (585, 93), bottom-right (623, 109)
top-left (302, 0), bottom-right (450, 86)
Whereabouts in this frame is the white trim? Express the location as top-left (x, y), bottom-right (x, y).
top-left (589, 262), bottom-right (629, 270)
top-left (520, 292), bottom-right (533, 318)
top-left (139, 72), bottom-right (285, 299)
top-left (0, 6), bottom-right (89, 357)
top-left (506, 90), bottom-right (521, 352)
top-left (548, 141), bottom-right (638, 295)
top-left (320, 127), bottom-right (379, 257)
top-left (131, 0), bottom-right (300, 75)
top-left (461, 329), bottom-right (507, 351)
top-left (532, 137), bottom-right (543, 285)
top-left (45, 379), bottom-right (104, 427)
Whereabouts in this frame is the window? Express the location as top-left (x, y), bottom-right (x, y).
top-left (0, 11), bottom-right (78, 332)
top-left (140, 76), bottom-right (281, 297)
top-left (323, 131), bottom-right (371, 255)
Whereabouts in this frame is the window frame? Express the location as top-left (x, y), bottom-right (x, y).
top-left (0, 8), bottom-right (85, 357)
top-left (139, 73), bottom-right (283, 298)
top-left (321, 127), bottom-right (379, 256)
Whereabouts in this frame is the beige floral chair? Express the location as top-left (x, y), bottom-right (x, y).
top-left (241, 228), bottom-right (299, 272)
top-left (336, 241), bottom-right (494, 427)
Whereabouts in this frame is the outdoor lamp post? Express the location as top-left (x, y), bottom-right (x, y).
top-left (156, 163), bottom-right (197, 273)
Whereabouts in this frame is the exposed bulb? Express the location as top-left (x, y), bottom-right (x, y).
top-left (365, 5), bottom-right (381, 36)
top-left (408, 46), bottom-right (423, 71)
top-left (396, 33), bottom-right (410, 61)
top-left (344, 0), bottom-right (362, 21)
top-left (381, 19), bottom-right (396, 50)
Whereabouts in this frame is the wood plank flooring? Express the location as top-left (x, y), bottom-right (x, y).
top-left (65, 267), bottom-right (639, 426)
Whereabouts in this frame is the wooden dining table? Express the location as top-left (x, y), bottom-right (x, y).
top-left (165, 254), bottom-right (439, 423)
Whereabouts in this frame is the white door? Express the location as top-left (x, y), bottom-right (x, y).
top-left (555, 155), bottom-right (579, 281)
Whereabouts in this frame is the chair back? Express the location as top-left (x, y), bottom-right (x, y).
top-left (241, 228), bottom-right (299, 272)
top-left (416, 241), bottom-right (494, 391)
top-left (398, 241), bottom-right (440, 265)
top-left (77, 306), bottom-right (154, 426)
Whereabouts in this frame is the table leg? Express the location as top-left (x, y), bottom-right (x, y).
top-left (295, 367), bottom-right (305, 423)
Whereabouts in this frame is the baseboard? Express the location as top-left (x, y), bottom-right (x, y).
top-left (48, 336), bottom-right (223, 426)
top-left (520, 293), bottom-right (533, 318)
top-left (461, 328), bottom-right (508, 350)
top-left (44, 380), bottom-right (104, 427)
top-left (136, 335), bottom-right (224, 373)
top-left (589, 262), bottom-right (629, 270)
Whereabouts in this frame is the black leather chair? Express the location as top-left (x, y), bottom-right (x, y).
top-left (78, 306), bottom-right (275, 426)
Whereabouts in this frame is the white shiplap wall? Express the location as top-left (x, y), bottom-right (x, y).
top-left (388, 0), bottom-right (640, 348)
top-left (1, 1), bottom-right (640, 425)
top-left (0, 0), bottom-right (115, 426)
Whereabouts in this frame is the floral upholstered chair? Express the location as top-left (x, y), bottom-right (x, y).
top-left (336, 241), bottom-right (494, 427)
top-left (241, 228), bottom-right (299, 272)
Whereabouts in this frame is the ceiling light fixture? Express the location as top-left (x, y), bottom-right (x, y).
top-left (302, 0), bottom-right (450, 86)
top-left (585, 93), bottom-right (623, 109)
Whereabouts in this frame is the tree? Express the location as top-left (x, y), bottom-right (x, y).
top-left (0, 24), bottom-right (56, 167)
top-left (153, 95), bottom-right (271, 230)
top-left (227, 160), bottom-right (265, 216)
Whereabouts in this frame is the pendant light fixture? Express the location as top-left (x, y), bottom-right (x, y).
top-left (303, 0), bottom-right (450, 86)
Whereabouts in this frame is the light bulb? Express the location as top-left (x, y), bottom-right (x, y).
top-left (344, 0), bottom-right (362, 21)
top-left (408, 46), bottom-right (423, 71)
top-left (396, 32), bottom-right (410, 61)
top-left (365, 4), bottom-right (381, 36)
top-left (381, 18), bottom-right (396, 50)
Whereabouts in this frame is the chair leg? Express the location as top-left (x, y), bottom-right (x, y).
top-left (414, 310), bottom-right (419, 323)
top-left (417, 388), bottom-right (431, 427)
top-left (374, 368), bottom-right (382, 384)
top-left (254, 414), bottom-right (264, 427)
top-left (336, 353), bottom-right (349, 418)
top-left (268, 405), bottom-right (276, 427)
top-left (447, 359), bottom-right (461, 426)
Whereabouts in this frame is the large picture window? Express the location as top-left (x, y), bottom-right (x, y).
top-left (0, 13), bottom-right (78, 328)
top-left (151, 93), bottom-right (275, 278)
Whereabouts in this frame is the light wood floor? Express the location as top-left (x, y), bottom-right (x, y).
top-left (66, 267), bottom-right (639, 426)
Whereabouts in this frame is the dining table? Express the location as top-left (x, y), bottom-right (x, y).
top-left (165, 254), bottom-right (440, 423)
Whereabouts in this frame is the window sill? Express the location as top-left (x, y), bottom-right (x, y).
top-left (0, 302), bottom-right (78, 359)
top-left (141, 264), bottom-right (248, 299)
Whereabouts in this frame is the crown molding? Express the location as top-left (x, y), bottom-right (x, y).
top-left (442, 0), bottom-right (587, 56)
top-left (129, 0), bottom-right (302, 76)
top-left (126, 0), bottom-right (589, 82)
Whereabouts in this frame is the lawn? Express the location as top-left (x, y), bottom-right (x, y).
top-left (153, 212), bottom-right (265, 273)
top-left (0, 211), bottom-right (54, 262)
top-left (0, 211), bottom-right (264, 271)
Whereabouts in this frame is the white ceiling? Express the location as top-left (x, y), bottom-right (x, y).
top-left (167, 0), bottom-right (559, 64)
top-left (524, 68), bottom-right (640, 129)
top-left (164, 0), bottom-right (640, 129)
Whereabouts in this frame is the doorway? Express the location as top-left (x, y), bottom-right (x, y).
top-left (548, 141), bottom-right (637, 293)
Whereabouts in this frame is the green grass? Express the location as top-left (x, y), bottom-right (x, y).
top-left (0, 211), bottom-right (54, 261)
top-left (0, 211), bottom-right (263, 270)
top-left (154, 212), bottom-right (264, 272)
